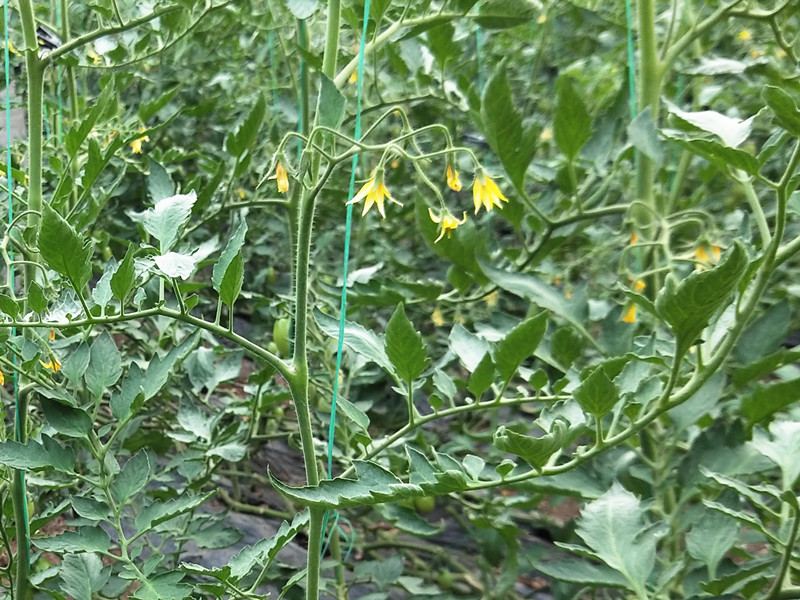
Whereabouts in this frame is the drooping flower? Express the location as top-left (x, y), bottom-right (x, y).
top-left (621, 304), bottom-right (636, 323)
top-left (40, 358), bottom-right (61, 373)
top-left (472, 169), bottom-right (508, 214)
top-left (130, 127), bottom-right (149, 154)
top-left (0, 370), bottom-right (5, 385)
top-left (428, 207), bottom-right (467, 242)
top-left (347, 170), bottom-right (401, 218)
top-left (446, 165), bottom-right (462, 192)
top-left (694, 244), bottom-right (722, 270)
top-left (276, 161), bottom-right (289, 193)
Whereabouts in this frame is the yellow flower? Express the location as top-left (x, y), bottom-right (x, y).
top-left (630, 231), bottom-right (639, 245)
top-left (276, 161), bottom-right (289, 193)
top-left (710, 245), bottom-right (721, 263)
top-left (484, 290), bottom-right (499, 308)
top-left (130, 128), bottom-right (149, 154)
top-left (4, 40), bottom-right (19, 56)
top-left (694, 244), bottom-right (721, 270)
top-left (622, 304), bottom-right (636, 323)
top-left (40, 358), bottom-right (61, 373)
top-left (428, 207), bottom-right (467, 242)
top-left (472, 170), bottom-right (508, 214)
top-left (0, 370), bottom-right (4, 385)
top-left (539, 127), bottom-right (553, 142)
top-left (750, 49), bottom-right (760, 59)
top-left (634, 280), bottom-right (646, 292)
top-left (349, 70), bottom-right (358, 85)
top-left (87, 49), bottom-right (101, 65)
top-left (738, 30), bottom-right (751, 41)
top-left (49, 328), bottom-right (55, 342)
top-left (237, 187), bottom-right (246, 199)
top-left (537, 14), bottom-right (547, 24)
top-left (446, 165), bottom-right (462, 192)
top-left (347, 170), bottom-right (401, 218)
top-left (777, 49), bottom-right (787, 59)
top-left (431, 308), bottom-right (445, 327)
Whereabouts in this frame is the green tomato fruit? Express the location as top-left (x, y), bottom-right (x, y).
top-left (414, 495), bottom-right (436, 515)
top-left (437, 570), bottom-right (454, 590)
top-left (273, 318), bottom-right (291, 356)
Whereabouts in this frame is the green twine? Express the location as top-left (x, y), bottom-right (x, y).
top-left (4, 0), bottom-right (29, 568)
top-left (624, 0), bottom-right (637, 119)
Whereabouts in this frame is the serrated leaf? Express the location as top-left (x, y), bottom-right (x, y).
top-left (741, 377), bottom-right (800, 425)
top-left (378, 503), bottom-right (444, 537)
top-left (110, 451), bottom-right (152, 505)
top-left (468, 353), bottom-right (495, 397)
top-left (41, 397), bottom-right (93, 439)
top-left (655, 241), bottom-right (748, 357)
top-left (91, 260), bottom-right (116, 310)
top-left (0, 436), bottom-right (75, 473)
top-left (627, 107), bottom-right (663, 165)
top-left (135, 571), bottom-right (191, 600)
top-left (763, 85), bottom-right (800, 136)
top-left (142, 191), bottom-right (197, 253)
top-left (336, 396), bottom-right (370, 433)
top-left (60, 553), bottom-right (108, 600)
top-left (493, 423), bottom-right (565, 470)
top-left (574, 365), bottom-right (619, 417)
top-left (554, 76), bottom-right (592, 160)
top-left (534, 559), bottom-right (627, 588)
top-left (39, 203), bottom-right (93, 290)
top-left (35, 527), bottom-right (110, 553)
top-left (28, 281), bottom-right (47, 314)
top-left (206, 442), bottom-right (247, 462)
top-left (111, 244), bottom-right (136, 306)
top-left (481, 65), bottom-right (537, 190)
top-left (663, 131), bottom-right (761, 176)
top-left (314, 308), bottom-right (393, 373)
top-left (139, 87), bottom-right (179, 122)
top-left (61, 343), bottom-right (90, 386)
top-left (686, 510), bottom-right (738, 580)
top-left (0, 293), bottom-right (20, 318)
top-left (227, 510), bottom-right (310, 580)
top-left (212, 214), bottom-right (247, 292)
top-left (474, 0), bottom-right (537, 28)
top-left (667, 105), bottom-right (753, 147)
top-left (385, 303), bottom-right (428, 382)
top-left (147, 159), bottom-right (174, 203)
top-left (135, 492), bottom-right (214, 533)
top-left (493, 312), bottom-right (547, 382)
top-left (84, 331), bottom-right (122, 401)
top-left (750, 420), bottom-right (800, 491)
top-left (154, 252), bottom-right (199, 280)
top-left (71, 496), bottom-right (110, 522)
top-left (573, 483), bottom-right (655, 597)
top-left (219, 252), bottom-right (244, 308)
top-left (318, 75), bottom-right (345, 130)
top-left (225, 94), bottom-right (265, 157)
top-left (449, 324), bottom-right (489, 371)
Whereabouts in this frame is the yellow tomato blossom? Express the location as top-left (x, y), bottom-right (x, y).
top-left (484, 290), bottom-right (499, 309)
top-left (630, 231), bottom-right (639, 245)
top-left (537, 14), bottom-right (547, 24)
top-left (539, 127), bottom-right (553, 142)
top-left (130, 128), bottom-right (149, 154)
top-left (634, 280), bottom-right (646, 292)
top-left (446, 165), bottom-right (462, 192)
top-left (276, 161), bottom-right (289, 193)
top-left (0, 370), bottom-right (4, 385)
top-left (738, 30), bottom-right (752, 42)
top-left (428, 207), bottom-right (467, 242)
top-left (694, 244), bottom-right (722, 270)
top-left (622, 304), bottom-right (636, 323)
top-left (49, 328), bottom-right (55, 342)
top-left (431, 308), bottom-right (445, 327)
top-left (347, 170), bottom-right (401, 218)
top-left (40, 358), bottom-right (61, 373)
top-left (349, 70), bottom-right (358, 85)
top-left (472, 169), bottom-right (508, 214)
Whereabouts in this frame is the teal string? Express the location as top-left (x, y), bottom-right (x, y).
top-left (328, 0), bottom-right (370, 480)
top-left (624, 0), bottom-right (637, 119)
top-left (4, 0), bottom-right (28, 567)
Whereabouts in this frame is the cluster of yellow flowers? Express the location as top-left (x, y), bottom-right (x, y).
top-left (270, 160), bottom-right (508, 243)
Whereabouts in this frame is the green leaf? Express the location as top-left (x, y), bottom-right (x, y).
top-left (493, 422), bottom-right (567, 470)
top-left (35, 527), bottom-right (110, 553)
top-left (534, 559), bottom-right (627, 588)
top-left (225, 93), bottom-right (265, 157)
top-left (314, 308), bottom-right (393, 373)
top-left (385, 304), bottom-right (429, 382)
top-left (686, 510), bottom-right (738, 580)
top-left (110, 362), bottom-right (144, 421)
top-left (60, 553), bottom-right (108, 600)
top-left (667, 105), bottom-right (753, 147)
top-left (71, 496), bottom-right (110, 522)
top-left (574, 365), bottom-right (619, 418)
top-left (135, 492), bottom-right (214, 533)
top-left (468, 354), bottom-right (495, 397)
top-left (750, 420), bottom-right (800, 491)
top-left (41, 397), bottom-right (93, 439)
top-left (735, 300), bottom-right (790, 364)
top-left (212, 214), bottom-right (247, 292)
top-left (0, 293), bottom-right (20, 318)
top-left (377, 503), bottom-right (444, 537)
top-left (85, 331), bottom-right (122, 400)
top-left (493, 312), bottom-right (547, 383)
top-left (763, 85), bottom-right (800, 136)
top-left (135, 571), bottom-right (192, 600)
top-left (0, 436), bottom-right (75, 473)
top-left (147, 159), bottom-right (175, 203)
top-left (139, 86), bottom-right (179, 122)
top-left (474, 0), bottom-right (537, 28)
top-left (663, 131), bottom-right (761, 176)
top-left (142, 191), bottom-right (197, 253)
top-left (573, 482), bottom-right (655, 597)
top-left (154, 252), bottom-right (199, 280)
top-left (227, 511), bottom-right (310, 580)
top-left (27, 281), bottom-right (47, 314)
top-left (449, 324), bottom-right (489, 371)
top-left (110, 451), bottom-right (152, 505)
top-left (285, 0), bottom-right (319, 19)
top-left (733, 348), bottom-right (800, 387)
top-left (655, 241), bottom-right (748, 357)
top-left (142, 330), bottom-right (201, 401)
top-left (318, 75), bottom-right (345, 130)
top-left (481, 65), bottom-right (538, 190)
top-left (219, 252), bottom-right (244, 308)
top-left (554, 76), bottom-right (592, 160)
top-left (627, 107), bottom-right (663, 165)
top-left (206, 442), bottom-right (247, 462)
top-left (61, 342), bottom-right (89, 386)
top-left (741, 377), bottom-right (800, 425)
top-left (336, 396), bottom-right (370, 433)
top-left (38, 202), bottom-right (93, 290)
top-left (111, 244), bottom-right (136, 306)
top-left (91, 260), bottom-right (116, 310)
